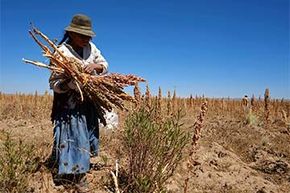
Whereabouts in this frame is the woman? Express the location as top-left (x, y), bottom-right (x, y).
top-left (48, 14), bottom-right (108, 188)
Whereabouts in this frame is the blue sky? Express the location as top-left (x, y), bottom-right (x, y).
top-left (0, 0), bottom-right (289, 98)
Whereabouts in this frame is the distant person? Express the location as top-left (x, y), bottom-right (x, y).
top-left (48, 14), bottom-right (108, 191)
top-left (242, 95), bottom-right (249, 108)
top-left (242, 95), bottom-right (250, 115)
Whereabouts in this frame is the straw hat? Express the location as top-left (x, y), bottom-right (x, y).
top-left (65, 14), bottom-right (95, 37)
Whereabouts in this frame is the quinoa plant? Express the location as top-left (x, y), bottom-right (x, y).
top-left (0, 131), bottom-right (39, 193)
top-left (123, 104), bottom-right (189, 193)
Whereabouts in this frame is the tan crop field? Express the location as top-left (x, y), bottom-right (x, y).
top-left (0, 89), bottom-right (289, 193)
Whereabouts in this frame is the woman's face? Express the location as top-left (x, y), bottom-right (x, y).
top-left (68, 32), bottom-right (91, 48)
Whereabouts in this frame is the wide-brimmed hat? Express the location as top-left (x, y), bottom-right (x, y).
top-left (65, 14), bottom-right (95, 37)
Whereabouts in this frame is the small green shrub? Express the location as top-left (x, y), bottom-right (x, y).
top-left (0, 131), bottom-right (39, 193)
top-left (123, 106), bottom-right (189, 193)
top-left (245, 109), bottom-right (258, 125)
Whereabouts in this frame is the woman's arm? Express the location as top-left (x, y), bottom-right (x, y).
top-left (84, 43), bottom-right (108, 75)
top-left (49, 72), bottom-right (70, 93)
top-left (49, 72), bottom-right (78, 93)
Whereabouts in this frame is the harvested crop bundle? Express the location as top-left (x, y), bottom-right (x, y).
top-left (23, 27), bottom-right (145, 125)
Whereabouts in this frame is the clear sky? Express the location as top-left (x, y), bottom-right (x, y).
top-left (0, 0), bottom-right (289, 98)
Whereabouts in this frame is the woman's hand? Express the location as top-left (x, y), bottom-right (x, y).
top-left (84, 63), bottom-right (104, 74)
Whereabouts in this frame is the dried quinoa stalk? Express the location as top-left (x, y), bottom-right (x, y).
top-left (23, 27), bottom-right (145, 125)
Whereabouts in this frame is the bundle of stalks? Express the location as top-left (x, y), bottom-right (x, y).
top-left (23, 27), bottom-right (145, 125)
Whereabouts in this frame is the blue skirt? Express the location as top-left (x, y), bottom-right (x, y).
top-left (51, 103), bottom-right (99, 175)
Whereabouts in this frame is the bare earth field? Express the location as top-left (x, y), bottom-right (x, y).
top-left (0, 93), bottom-right (289, 193)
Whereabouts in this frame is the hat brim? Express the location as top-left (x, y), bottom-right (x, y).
top-left (65, 26), bottom-right (95, 37)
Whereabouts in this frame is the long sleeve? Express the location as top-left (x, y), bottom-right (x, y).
top-left (90, 43), bottom-right (109, 74)
top-left (49, 72), bottom-right (70, 93)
